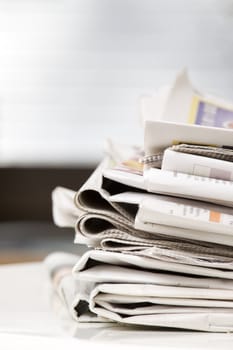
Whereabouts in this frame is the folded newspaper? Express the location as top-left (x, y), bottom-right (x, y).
top-left (53, 147), bottom-right (233, 250)
top-left (140, 69), bottom-right (233, 128)
top-left (45, 251), bottom-right (233, 332)
top-left (47, 71), bottom-right (233, 332)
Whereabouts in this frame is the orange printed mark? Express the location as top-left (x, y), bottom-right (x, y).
top-left (209, 211), bottom-right (221, 223)
top-left (122, 160), bottom-right (144, 172)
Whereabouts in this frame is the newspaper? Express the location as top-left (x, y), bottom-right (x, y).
top-left (52, 186), bottom-right (83, 228)
top-left (135, 217), bottom-right (233, 249)
top-left (103, 160), bottom-right (233, 208)
top-left (136, 194), bottom-right (233, 236)
top-left (52, 158), bottom-right (233, 269)
top-left (76, 213), bottom-right (233, 269)
top-left (52, 155), bottom-right (138, 246)
top-left (144, 120), bottom-right (233, 162)
top-left (112, 191), bottom-right (233, 235)
top-left (53, 186), bottom-right (230, 251)
top-left (45, 251), bottom-right (233, 332)
top-left (50, 73), bottom-right (233, 333)
top-left (162, 148), bottom-right (233, 181)
top-left (171, 144), bottom-right (233, 162)
top-left (51, 139), bottom-right (233, 275)
top-left (44, 252), bottom-right (108, 323)
top-left (99, 173), bottom-right (233, 247)
top-left (144, 168), bottom-right (233, 207)
top-left (161, 148), bottom-right (233, 181)
top-left (140, 69), bottom-right (233, 128)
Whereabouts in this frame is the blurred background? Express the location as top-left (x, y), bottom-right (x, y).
top-left (1, 0), bottom-right (233, 263)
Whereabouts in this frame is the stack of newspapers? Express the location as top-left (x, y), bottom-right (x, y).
top-left (45, 71), bottom-right (233, 332)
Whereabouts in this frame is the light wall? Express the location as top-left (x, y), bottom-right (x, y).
top-left (0, 0), bottom-right (233, 166)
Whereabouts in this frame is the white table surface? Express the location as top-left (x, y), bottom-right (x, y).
top-left (1, 262), bottom-right (233, 349)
